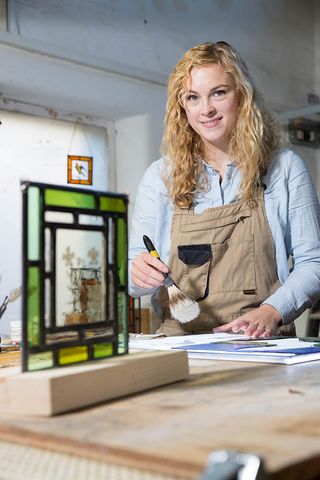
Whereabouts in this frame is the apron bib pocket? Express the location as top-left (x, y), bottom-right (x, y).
top-left (177, 244), bottom-right (212, 300)
top-left (177, 243), bottom-right (212, 265)
top-left (210, 236), bottom-right (256, 293)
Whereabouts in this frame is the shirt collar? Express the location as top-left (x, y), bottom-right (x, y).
top-left (202, 159), bottom-right (235, 172)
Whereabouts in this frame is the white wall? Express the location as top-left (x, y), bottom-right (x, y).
top-left (115, 112), bottom-right (165, 224)
top-left (0, 109), bottom-right (109, 335)
top-left (5, 0), bottom-right (318, 111)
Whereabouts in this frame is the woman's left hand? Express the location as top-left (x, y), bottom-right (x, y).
top-left (212, 304), bottom-right (282, 338)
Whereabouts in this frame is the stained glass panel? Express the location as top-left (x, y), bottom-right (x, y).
top-left (22, 181), bottom-right (128, 372)
top-left (27, 187), bottom-right (40, 261)
top-left (100, 196), bottom-right (126, 213)
top-left (28, 352), bottom-right (54, 371)
top-left (117, 292), bottom-right (128, 354)
top-left (27, 266), bottom-right (40, 347)
top-left (45, 189), bottom-right (95, 209)
top-left (59, 346), bottom-right (88, 365)
top-left (117, 218), bottom-right (127, 286)
top-left (93, 343), bottom-right (113, 359)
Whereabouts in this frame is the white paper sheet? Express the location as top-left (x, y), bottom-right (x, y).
top-left (129, 333), bottom-right (320, 365)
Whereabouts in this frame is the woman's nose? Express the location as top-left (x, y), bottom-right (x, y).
top-left (201, 99), bottom-right (217, 116)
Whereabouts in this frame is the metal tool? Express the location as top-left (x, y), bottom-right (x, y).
top-left (0, 296), bottom-right (9, 319)
top-left (199, 450), bottom-right (268, 480)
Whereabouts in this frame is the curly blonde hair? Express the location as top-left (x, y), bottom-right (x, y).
top-left (162, 41), bottom-right (284, 208)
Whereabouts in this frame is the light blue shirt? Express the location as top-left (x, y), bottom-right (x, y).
top-left (129, 149), bottom-right (320, 324)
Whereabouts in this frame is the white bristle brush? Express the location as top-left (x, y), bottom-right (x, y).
top-left (143, 235), bottom-right (200, 323)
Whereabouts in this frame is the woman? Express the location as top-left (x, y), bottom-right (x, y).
top-left (129, 41), bottom-right (320, 338)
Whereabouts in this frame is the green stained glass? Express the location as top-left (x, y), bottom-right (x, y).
top-left (28, 187), bottom-right (40, 261)
top-left (117, 218), bottom-right (127, 286)
top-left (59, 346), bottom-right (88, 365)
top-left (22, 181), bottom-right (129, 372)
top-left (93, 343), bottom-right (113, 359)
top-left (117, 292), bottom-right (128, 353)
top-left (28, 267), bottom-right (40, 347)
top-left (100, 196), bottom-right (126, 213)
top-left (45, 189), bottom-right (95, 209)
top-left (28, 352), bottom-right (53, 371)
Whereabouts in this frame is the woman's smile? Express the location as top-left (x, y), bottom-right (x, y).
top-left (201, 115), bottom-right (223, 128)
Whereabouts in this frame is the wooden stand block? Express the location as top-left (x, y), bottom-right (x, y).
top-left (5, 350), bottom-right (189, 416)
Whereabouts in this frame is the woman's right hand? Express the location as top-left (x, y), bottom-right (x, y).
top-left (131, 252), bottom-right (169, 289)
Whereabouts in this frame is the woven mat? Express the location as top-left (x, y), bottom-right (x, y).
top-left (0, 439), bottom-right (182, 480)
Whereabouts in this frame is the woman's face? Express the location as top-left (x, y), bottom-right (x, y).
top-left (183, 63), bottom-right (238, 151)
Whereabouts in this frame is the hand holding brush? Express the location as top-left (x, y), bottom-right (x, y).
top-left (142, 235), bottom-right (200, 323)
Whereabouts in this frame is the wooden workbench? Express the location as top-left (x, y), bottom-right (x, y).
top-left (0, 353), bottom-right (320, 479)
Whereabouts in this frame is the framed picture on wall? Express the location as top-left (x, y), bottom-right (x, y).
top-left (67, 155), bottom-right (93, 185)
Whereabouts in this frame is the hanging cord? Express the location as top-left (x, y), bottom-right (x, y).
top-left (67, 117), bottom-right (93, 157)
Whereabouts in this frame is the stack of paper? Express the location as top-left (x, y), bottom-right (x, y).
top-left (129, 333), bottom-right (320, 365)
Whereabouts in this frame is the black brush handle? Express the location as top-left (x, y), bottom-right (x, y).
top-left (143, 235), bottom-right (160, 259)
top-left (0, 296), bottom-right (8, 319)
top-left (143, 235), bottom-right (172, 284)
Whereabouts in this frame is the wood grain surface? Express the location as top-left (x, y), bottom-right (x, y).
top-left (0, 355), bottom-right (320, 479)
top-left (0, 351), bottom-right (20, 369)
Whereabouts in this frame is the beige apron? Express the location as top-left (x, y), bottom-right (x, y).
top-left (157, 190), bottom-right (295, 336)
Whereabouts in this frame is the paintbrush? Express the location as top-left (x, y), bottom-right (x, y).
top-left (143, 235), bottom-right (200, 323)
top-left (0, 287), bottom-right (22, 320)
top-left (0, 296), bottom-right (9, 319)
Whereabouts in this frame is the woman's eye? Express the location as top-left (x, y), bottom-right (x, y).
top-left (213, 89), bottom-right (226, 97)
top-left (186, 94), bottom-right (198, 102)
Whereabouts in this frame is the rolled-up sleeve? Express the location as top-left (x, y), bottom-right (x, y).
top-left (262, 150), bottom-right (320, 323)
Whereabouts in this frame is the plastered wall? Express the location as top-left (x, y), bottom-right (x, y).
top-left (6, 0), bottom-right (318, 110)
top-left (0, 110), bottom-right (109, 335)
